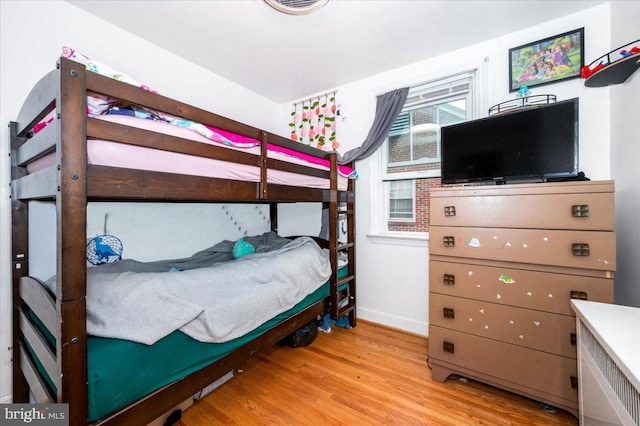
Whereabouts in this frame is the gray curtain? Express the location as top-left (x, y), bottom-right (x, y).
top-left (320, 87), bottom-right (410, 239)
top-left (337, 87), bottom-right (410, 165)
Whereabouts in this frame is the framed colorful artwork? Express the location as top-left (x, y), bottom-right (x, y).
top-left (509, 28), bottom-right (584, 92)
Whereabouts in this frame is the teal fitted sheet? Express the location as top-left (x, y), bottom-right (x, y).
top-left (88, 282), bottom-right (329, 422)
top-left (29, 266), bottom-right (348, 423)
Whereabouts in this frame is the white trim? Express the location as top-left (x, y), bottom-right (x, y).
top-left (366, 232), bottom-right (429, 247)
top-left (382, 169), bottom-right (441, 181)
top-left (358, 307), bottom-right (428, 337)
top-left (373, 67), bottom-right (479, 98)
top-left (475, 56), bottom-right (490, 119)
top-left (1, 393), bottom-right (12, 404)
top-left (386, 158), bottom-right (441, 169)
top-left (368, 148), bottom-right (383, 235)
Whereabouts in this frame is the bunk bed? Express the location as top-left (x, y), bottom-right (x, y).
top-left (10, 56), bottom-right (357, 425)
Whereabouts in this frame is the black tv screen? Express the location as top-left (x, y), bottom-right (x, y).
top-left (441, 98), bottom-right (579, 184)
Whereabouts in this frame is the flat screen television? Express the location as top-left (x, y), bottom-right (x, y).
top-left (441, 98), bottom-right (579, 184)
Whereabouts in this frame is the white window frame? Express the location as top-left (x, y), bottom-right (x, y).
top-left (368, 69), bottom-right (480, 244)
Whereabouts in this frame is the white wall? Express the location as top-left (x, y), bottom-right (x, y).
top-left (0, 0), bottom-right (282, 403)
top-left (609, 1), bottom-right (640, 307)
top-left (278, 4), bottom-right (615, 336)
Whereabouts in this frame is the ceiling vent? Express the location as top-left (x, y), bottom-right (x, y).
top-left (264, 0), bottom-right (329, 15)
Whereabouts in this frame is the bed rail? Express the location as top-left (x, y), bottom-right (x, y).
top-left (20, 277), bottom-right (57, 335)
top-left (14, 277), bottom-right (59, 404)
top-left (83, 65), bottom-right (333, 160)
top-left (19, 310), bottom-right (58, 391)
top-left (14, 118), bottom-right (58, 166)
top-left (19, 344), bottom-right (54, 404)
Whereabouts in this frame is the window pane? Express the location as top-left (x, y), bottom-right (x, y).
top-left (411, 106), bottom-right (439, 162)
top-left (439, 99), bottom-right (467, 126)
top-left (389, 180), bottom-right (414, 220)
top-left (389, 199), bottom-right (413, 219)
top-left (388, 133), bottom-right (411, 164)
top-left (389, 180), bottom-right (411, 197)
top-left (386, 97), bottom-right (468, 171)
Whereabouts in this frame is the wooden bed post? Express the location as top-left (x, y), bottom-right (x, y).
top-left (270, 204), bottom-right (278, 234)
top-left (10, 121), bottom-right (31, 403)
top-left (328, 153), bottom-right (339, 320)
top-left (260, 130), bottom-right (268, 199)
top-left (57, 57), bottom-right (89, 425)
top-left (346, 169), bottom-right (356, 327)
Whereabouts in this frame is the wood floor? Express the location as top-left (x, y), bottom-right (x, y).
top-left (178, 320), bottom-right (578, 425)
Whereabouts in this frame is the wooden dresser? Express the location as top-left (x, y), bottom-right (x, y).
top-left (428, 180), bottom-right (616, 417)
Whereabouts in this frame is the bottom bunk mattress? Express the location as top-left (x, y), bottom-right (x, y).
top-left (29, 266), bottom-right (348, 422)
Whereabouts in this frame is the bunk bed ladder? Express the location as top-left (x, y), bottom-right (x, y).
top-left (328, 155), bottom-right (356, 327)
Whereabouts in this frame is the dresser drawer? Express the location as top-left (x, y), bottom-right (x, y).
top-left (430, 226), bottom-right (616, 271)
top-left (430, 293), bottom-right (576, 358)
top-left (429, 326), bottom-right (578, 404)
top-left (431, 192), bottom-right (614, 231)
top-left (430, 260), bottom-right (614, 316)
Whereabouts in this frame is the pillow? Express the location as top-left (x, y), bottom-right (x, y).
top-left (232, 238), bottom-right (255, 259)
top-left (61, 46), bottom-right (143, 87)
top-left (87, 93), bottom-right (119, 116)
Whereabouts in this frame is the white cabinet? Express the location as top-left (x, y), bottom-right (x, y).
top-left (572, 300), bottom-right (640, 425)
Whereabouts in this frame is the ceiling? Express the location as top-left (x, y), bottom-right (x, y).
top-left (67, 0), bottom-right (605, 103)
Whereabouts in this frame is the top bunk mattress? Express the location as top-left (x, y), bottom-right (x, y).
top-left (26, 114), bottom-right (355, 191)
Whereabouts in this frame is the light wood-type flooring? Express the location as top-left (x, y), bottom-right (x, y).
top-left (178, 320), bottom-right (577, 425)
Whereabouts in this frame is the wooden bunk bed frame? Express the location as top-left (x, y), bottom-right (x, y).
top-left (10, 57), bottom-right (356, 425)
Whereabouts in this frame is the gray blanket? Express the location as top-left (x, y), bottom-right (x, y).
top-left (86, 231), bottom-right (293, 274)
top-left (84, 236), bottom-right (330, 345)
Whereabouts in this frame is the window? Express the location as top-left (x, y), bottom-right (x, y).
top-left (382, 72), bottom-right (475, 234)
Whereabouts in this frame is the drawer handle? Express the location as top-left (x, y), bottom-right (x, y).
top-left (570, 291), bottom-right (588, 300)
top-left (443, 341), bottom-right (455, 354)
top-left (443, 236), bottom-right (455, 247)
top-left (444, 205), bottom-right (456, 217)
top-left (572, 243), bottom-right (590, 256)
top-left (443, 274), bottom-right (455, 286)
top-left (572, 204), bottom-right (590, 217)
top-left (570, 333), bottom-right (577, 346)
top-left (443, 308), bottom-right (455, 319)
top-left (570, 376), bottom-right (578, 390)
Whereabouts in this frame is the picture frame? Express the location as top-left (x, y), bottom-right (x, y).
top-left (509, 28), bottom-right (584, 92)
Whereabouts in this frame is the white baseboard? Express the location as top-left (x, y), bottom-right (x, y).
top-left (1, 393), bottom-right (12, 404)
top-left (357, 307), bottom-right (428, 337)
